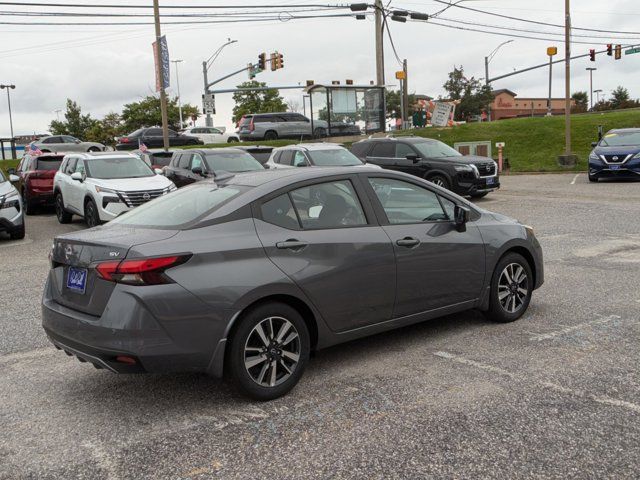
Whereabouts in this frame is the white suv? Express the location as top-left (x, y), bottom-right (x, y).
top-left (53, 152), bottom-right (176, 227)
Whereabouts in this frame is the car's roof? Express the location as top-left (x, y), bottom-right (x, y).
top-left (608, 128), bottom-right (640, 134)
top-left (276, 143), bottom-right (345, 152)
top-left (359, 136), bottom-right (435, 144)
top-left (215, 165), bottom-right (379, 188)
top-left (186, 148), bottom-right (251, 155)
top-left (67, 152), bottom-right (139, 160)
top-left (233, 145), bottom-right (274, 151)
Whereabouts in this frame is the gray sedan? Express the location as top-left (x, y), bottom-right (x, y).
top-left (42, 167), bottom-right (543, 400)
top-left (33, 135), bottom-right (105, 153)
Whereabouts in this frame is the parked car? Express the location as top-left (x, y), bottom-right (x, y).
top-left (0, 170), bottom-right (25, 239)
top-left (53, 152), bottom-right (176, 227)
top-left (163, 148), bottom-right (264, 188)
top-left (8, 153), bottom-right (64, 214)
top-left (351, 136), bottom-right (500, 198)
top-left (238, 113), bottom-right (328, 141)
top-left (115, 128), bottom-right (203, 150)
top-left (132, 148), bottom-right (176, 170)
top-left (588, 128), bottom-right (640, 182)
top-left (266, 143), bottom-right (375, 169)
top-left (181, 127), bottom-right (239, 144)
top-left (31, 135), bottom-right (105, 153)
top-left (42, 166), bottom-right (543, 400)
top-left (229, 145), bottom-right (274, 165)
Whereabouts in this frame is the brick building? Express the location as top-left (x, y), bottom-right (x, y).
top-left (490, 89), bottom-right (574, 120)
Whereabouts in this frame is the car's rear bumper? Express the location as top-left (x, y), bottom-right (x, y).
top-left (27, 189), bottom-right (54, 204)
top-left (41, 276), bottom-right (231, 375)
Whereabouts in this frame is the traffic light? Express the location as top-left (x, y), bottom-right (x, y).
top-left (248, 63), bottom-right (255, 79)
top-left (589, 49), bottom-right (596, 62)
top-left (276, 52), bottom-right (284, 70)
top-left (615, 44), bottom-right (622, 60)
top-left (257, 52), bottom-right (266, 71)
top-left (270, 52), bottom-right (277, 71)
top-left (607, 44), bottom-right (613, 56)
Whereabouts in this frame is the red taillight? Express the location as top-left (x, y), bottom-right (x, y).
top-left (121, 137), bottom-right (130, 143)
top-left (95, 255), bottom-right (190, 285)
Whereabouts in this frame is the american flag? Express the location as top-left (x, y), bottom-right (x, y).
top-left (139, 142), bottom-right (149, 153)
top-left (27, 142), bottom-right (43, 155)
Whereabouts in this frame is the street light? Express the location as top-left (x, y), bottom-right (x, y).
top-left (202, 38), bottom-right (237, 127)
top-left (171, 59), bottom-right (184, 128)
top-left (594, 88), bottom-right (603, 104)
top-left (0, 84), bottom-right (16, 139)
top-left (586, 67), bottom-right (597, 110)
top-left (485, 40), bottom-right (514, 121)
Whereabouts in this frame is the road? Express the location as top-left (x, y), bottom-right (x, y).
top-left (1, 174), bottom-right (639, 479)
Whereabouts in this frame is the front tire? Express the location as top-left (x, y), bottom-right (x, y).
top-left (486, 252), bottom-right (533, 323)
top-left (55, 193), bottom-right (73, 224)
top-left (228, 302), bottom-right (310, 401)
top-left (9, 222), bottom-right (25, 240)
top-left (84, 198), bottom-right (100, 228)
top-left (22, 189), bottom-right (35, 215)
top-left (428, 174), bottom-right (450, 190)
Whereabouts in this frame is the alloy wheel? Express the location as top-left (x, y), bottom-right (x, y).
top-left (498, 263), bottom-right (529, 313)
top-left (55, 196), bottom-right (65, 221)
top-left (432, 178), bottom-right (446, 187)
top-left (86, 202), bottom-right (98, 227)
top-left (244, 316), bottom-right (300, 388)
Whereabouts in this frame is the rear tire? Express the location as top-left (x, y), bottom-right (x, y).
top-left (264, 131), bottom-right (278, 141)
top-left (428, 174), bottom-right (450, 190)
top-left (22, 189), bottom-right (36, 215)
top-left (84, 198), bottom-right (100, 228)
top-left (55, 192), bottom-right (73, 224)
top-left (9, 222), bottom-right (25, 240)
top-left (227, 137), bottom-right (239, 143)
top-left (313, 127), bottom-right (327, 139)
top-left (87, 147), bottom-right (100, 152)
top-left (485, 252), bottom-right (533, 323)
top-left (228, 302), bottom-right (310, 401)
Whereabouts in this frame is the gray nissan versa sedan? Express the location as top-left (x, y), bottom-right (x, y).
top-left (42, 167), bottom-right (543, 400)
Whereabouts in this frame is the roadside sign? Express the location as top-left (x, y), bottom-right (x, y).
top-left (395, 71), bottom-right (406, 80)
top-left (547, 46), bottom-right (557, 56)
top-left (152, 35), bottom-right (170, 92)
top-left (625, 47), bottom-right (640, 55)
top-left (431, 102), bottom-right (454, 127)
top-left (495, 142), bottom-right (506, 148)
top-left (202, 93), bottom-right (215, 115)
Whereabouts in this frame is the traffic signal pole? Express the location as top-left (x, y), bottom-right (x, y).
top-left (152, 0), bottom-right (170, 151)
top-left (374, 0), bottom-right (385, 85)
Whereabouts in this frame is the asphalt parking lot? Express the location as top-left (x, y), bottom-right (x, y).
top-left (1, 173), bottom-right (639, 479)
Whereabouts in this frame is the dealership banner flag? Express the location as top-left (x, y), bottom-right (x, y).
top-left (152, 35), bottom-right (170, 92)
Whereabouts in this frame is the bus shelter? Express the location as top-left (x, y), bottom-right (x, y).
top-left (306, 84), bottom-right (385, 137)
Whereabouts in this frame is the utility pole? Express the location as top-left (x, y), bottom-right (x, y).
top-left (594, 88), bottom-right (602, 105)
top-left (152, 0), bottom-right (169, 150)
top-left (374, 0), bottom-right (385, 85)
top-left (172, 59), bottom-right (184, 128)
top-left (402, 59), bottom-right (408, 129)
top-left (202, 39), bottom-right (237, 127)
top-left (561, 0), bottom-right (574, 164)
top-left (202, 61), bottom-right (211, 127)
top-left (547, 47), bottom-right (557, 116)
top-left (0, 84), bottom-right (15, 139)
top-left (586, 67), bottom-right (596, 110)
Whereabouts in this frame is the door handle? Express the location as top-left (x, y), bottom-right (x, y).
top-left (276, 239), bottom-right (308, 251)
top-left (396, 237), bottom-right (420, 248)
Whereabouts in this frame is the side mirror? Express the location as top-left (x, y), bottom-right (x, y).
top-left (406, 153), bottom-right (419, 163)
top-left (7, 168), bottom-right (16, 175)
top-left (263, 164), bottom-right (270, 169)
top-left (70, 172), bottom-right (83, 182)
top-left (454, 205), bottom-right (470, 232)
top-left (191, 166), bottom-right (204, 176)
top-left (75, 139), bottom-right (82, 144)
top-left (154, 168), bottom-right (163, 175)
top-left (591, 141), bottom-right (598, 148)
top-left (296, 163), bottom-right (308, 167)
top-left (9, 174), bottom-right (19, 183)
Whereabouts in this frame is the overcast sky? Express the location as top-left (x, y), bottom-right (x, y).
top-left (0, 0), bottom-right (639, 137)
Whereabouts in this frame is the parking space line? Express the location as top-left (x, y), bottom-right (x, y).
top-left (528, 315), bottom-right (621, 342)
top-left (570, 173), bottom-right (580, 185)
top-left (433, 351), bottom-right (640, 414)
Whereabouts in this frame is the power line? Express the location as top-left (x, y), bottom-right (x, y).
top-left (0, 1), bottom-right (344, 8)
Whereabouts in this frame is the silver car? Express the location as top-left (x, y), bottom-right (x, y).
top-left (33, 135), bottom-right (105, 153)
top-left (238, 112), bottom-right (328, 141)
top-left (0, 170), bottom-right (25, 239)
top-left (42, 167), bottom-right (543, 400)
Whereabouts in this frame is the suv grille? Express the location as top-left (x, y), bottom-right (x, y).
top-left (478, 162), bottom-right (496, 177)
top-left (116, 188), bottom-right (169, 207)
top-left (602, 154), bottom-right (629, 164)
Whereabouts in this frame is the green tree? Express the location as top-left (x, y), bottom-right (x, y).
top-left (385, 90), bottom-right (417, 120)
top-left (121, 95), bottom-right (199, 133)
top-left (231, 81), bottom-right (287, 124)
top-left (84, 112), bottom-right (124, 146)
top-left (49, 99), bottom-right (97, 139)
top-left (571, 91), bottom-right (589, 113)
top-left (609, 86), bottom-right (639, 110)
top-left (442, 66), bottom-right (493, 121)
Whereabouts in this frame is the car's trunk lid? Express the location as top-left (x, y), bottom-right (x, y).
top-left (49, 226), bottom-right (178, 316)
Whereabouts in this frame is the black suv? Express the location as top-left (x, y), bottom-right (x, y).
top-left (115, 128), bottom-right (203, 150)
top-left (351, 136), bottom-right (499, 198)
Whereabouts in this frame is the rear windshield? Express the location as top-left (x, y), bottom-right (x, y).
top-left (239, 116), bottom-right (253, 127)
top-left (85, 157), bottom-right (154, 179)
top-left (246, 151), bottom-right (272, 164)
top-left (308, 149), bottom-right (363, 166)
top-left (205, 152), bottom-right (264, 173)
top-left (110, 183), bottom-right (248, 228)
top-left (150, 153), bottom-right (173, 167)
top-left (36, 158), bottom-right (63, 171)
top-left (599, 131), bottom-right (640, 147)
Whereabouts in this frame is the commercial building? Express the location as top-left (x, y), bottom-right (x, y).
top-left (490, 89), bottom-right (574, 120)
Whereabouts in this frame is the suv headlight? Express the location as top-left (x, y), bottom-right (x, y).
top-left (589, 151), bottom-right (600, 161)
top-left (1, 191), bottom-right (20, 210)
top-left (454, 164), bottom-right (473, 172)
top-left (633, 152), bottom-right (640, 159)
top-left (95, 186), bottom-right (116, 194)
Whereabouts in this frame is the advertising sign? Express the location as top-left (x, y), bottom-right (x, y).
top-left (431, 102), bottom-right (454, 127)
top-left (152, 35), bottom-right (170, 92)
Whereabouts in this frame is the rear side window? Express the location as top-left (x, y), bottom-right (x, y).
top-left (290, 180), bottom-right (367, 229)
top-left (260, 194), bottom-right (300, 230)
top-left (350, 142), bottom-right (370, 158)
top-left (36, 157), bottom-right (63, 171)
top-left (254, 115), bottom-right (277, 123)
top-left (369, 142), bottom-right (395, 158)
top-left (64, 158), bottom-right (77, 174)
top-left (178, 153), bottom-right (191, 169)
top-left (278, 150), bottom-right (294, 166)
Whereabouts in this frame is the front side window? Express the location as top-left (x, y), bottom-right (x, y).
top-left (204, 152), bottom-right (263, 173)
top-left (413, 140), bottom-right (461, 158)
top-left (110, 183), bottom-right (248, 228)
top-left (290, 180), bottom-right (367, 229)
top-left (395, 143), bottom-right (415, 158)
top-left (260, 194), bottom-right (300, 229)
top-left (85, 157), bottom-right (154, 179)
top-left (368, 177), bottom-right (448, 224)
top-left (307, 149), bottom-right (363, 166)
top-left (62, 136), bottom-right (78, 144)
